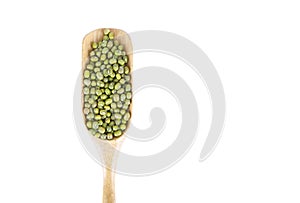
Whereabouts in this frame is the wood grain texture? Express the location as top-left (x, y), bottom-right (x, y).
top-left (82, 28), bottom-right (133, 203)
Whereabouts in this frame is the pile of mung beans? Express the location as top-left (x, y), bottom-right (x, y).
top-left (83, 29), bottom-right (131, 140)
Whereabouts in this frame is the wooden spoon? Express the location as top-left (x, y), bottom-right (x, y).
top-left (82, 28), bottom-right (133, 203)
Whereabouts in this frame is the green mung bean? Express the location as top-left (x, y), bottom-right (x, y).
top-left (83, 29), bottom-right (132, 140)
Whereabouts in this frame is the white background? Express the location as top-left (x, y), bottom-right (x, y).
top-left (0, 0), bottom-right (299, 202)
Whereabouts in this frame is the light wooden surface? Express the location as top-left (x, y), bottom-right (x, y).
top-left (82, 28), bottom-right (133, 203)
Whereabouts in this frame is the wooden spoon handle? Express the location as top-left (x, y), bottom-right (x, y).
top-left (102, 168), bottom-right (115, 203)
